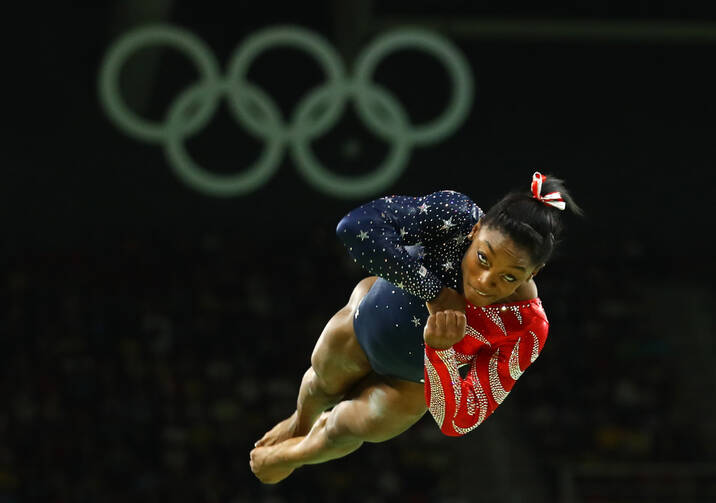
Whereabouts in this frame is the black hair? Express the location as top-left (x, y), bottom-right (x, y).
top-left (481, 173), bottom-right (582, 266)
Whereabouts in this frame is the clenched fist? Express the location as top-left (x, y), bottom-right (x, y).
top-left (423, 309), bottom-right (467, 350)
top-left (425, 287), bottom-right (465, 316)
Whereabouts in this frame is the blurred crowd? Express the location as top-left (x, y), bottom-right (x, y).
top-left (1, 231), bottom-right (714, 502)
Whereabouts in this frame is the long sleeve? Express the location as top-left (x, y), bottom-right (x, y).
top-left (424, 315), bottom-right (549, 436)
top-left (336, 191), bottom-right (479, 301)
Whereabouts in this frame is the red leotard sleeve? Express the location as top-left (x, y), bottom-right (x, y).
top-left (423, 314), bottom-right (549, 436)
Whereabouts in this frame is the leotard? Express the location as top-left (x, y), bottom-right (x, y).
top-left (337, 191), bottom-right (549, 435)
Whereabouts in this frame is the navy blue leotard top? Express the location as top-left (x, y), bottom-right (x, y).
top-left (336, 191), bottom-right (483, 383)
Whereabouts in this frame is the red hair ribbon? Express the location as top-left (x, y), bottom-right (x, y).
top-left (531, 172), bottom-right (566, 211)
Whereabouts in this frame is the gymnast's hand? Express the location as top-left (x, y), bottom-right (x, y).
top-left (423, 309), bottom-right (467, 350)
top-left (426, 287), bottom-right (465, 315)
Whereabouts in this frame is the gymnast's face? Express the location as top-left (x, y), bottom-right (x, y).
top-left (460, 222), bottom-right (541, 307)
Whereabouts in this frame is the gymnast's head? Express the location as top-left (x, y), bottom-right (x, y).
top-left (460, 172), bottom-right (582, 307)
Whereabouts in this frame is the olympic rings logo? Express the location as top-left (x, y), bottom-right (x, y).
top-left (98, 24), bottom-right (473, 198)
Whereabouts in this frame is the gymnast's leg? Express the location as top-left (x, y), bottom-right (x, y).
top-left (255, 276), bottom-right (378, 447)
top-left (250, 374), bottom-right (427, 484)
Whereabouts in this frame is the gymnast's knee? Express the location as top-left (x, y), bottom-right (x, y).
top-left (303, 366), bottom-right (345, 402)
top-left (309, 340), bottom-right (364, 397)
top-left (322, 410), bottom-right (366, 445)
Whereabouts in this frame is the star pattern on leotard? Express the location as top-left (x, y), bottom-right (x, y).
top-left (337, 190), bottom-right (483, 302)
top-left (440, 217), bottom-right (455, 231)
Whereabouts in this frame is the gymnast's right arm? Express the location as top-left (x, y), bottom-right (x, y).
top-left (336, 191), bottom-right (477, 302)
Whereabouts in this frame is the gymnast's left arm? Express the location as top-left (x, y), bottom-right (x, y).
top-left (423, 314), bottom-right (549, 436)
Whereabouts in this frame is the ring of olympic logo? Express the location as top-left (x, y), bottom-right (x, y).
top-left (98, 24), bottom-right (474, 198)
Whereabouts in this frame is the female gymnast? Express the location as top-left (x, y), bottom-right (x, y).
top-left (250, 172), bottom-right (581, 484)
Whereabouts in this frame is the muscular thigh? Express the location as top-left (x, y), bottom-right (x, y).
top-left (326, 374), bottom-right (427, 443)
top-left (310, 276), bottom-right (378, 394)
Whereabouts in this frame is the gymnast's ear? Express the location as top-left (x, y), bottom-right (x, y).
top-left (467, 222), bottom-right (481, 240)
top-left (530, 264), bottom-right (545, 278)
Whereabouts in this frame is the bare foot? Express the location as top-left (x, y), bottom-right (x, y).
top-left (250, 444), bottom-right (297, 484)
top-left (255, 411), bottom-right (299, 447)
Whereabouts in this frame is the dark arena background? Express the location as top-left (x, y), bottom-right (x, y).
top-left (3, 1), bottom-right (716, 502)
